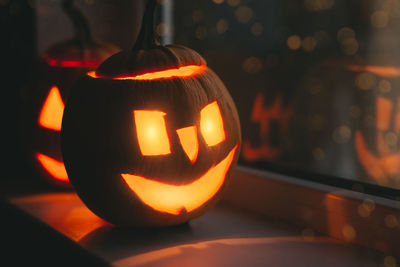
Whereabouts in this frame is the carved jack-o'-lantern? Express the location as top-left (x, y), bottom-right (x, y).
top-left (293, 61), bottom-right (400, 189)
top-left (61, 0), bottom-right (241, 226)
top-left (348, 65), bottom-right (400, 188)
top-left (22, 0), bottom-right (119, 186)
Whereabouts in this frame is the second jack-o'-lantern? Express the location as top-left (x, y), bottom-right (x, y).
top-left (61, 0), bottom-right (241, 226)
top-left (348, 65), bottom-right (400, 188)
top-left (22, 0), bottom-right (119, 186)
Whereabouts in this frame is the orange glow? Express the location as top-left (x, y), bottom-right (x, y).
top-left (356, 97), bottom-right (400, 180)
top-left (35, 153), bottom-right (69, 182)
top-left (376, 97), bottom-right (393, 131)
top-left (9, 192), bottom-right (108, 242)
top-left (46, 58), bottom-right (100, 68)
top-left (376, 97), bottom-right (393, 156)
top-left (347, 65), bottom-right (400, 77)
top-left (242, 93), bottom-right (292, 161)
top-left (356, 131), bottom-right (400, 179)
top-left (176, 126), bottom-right (199, 163)
top-left (114, 236), bottom-right (333, 266)
top-left (200, 101), bottom-right (226, 147)
top-left (38, 86), bottom-right (65, 131)
top-left (87, 64), bottom-right (207, 80)
top-left (242, 141), bottom-right (282, 161)
top-left (121, 145), bottom-right (237, 215)
top-left (134, 110), bottom-right (171, 156)
top-left (396, 98), bottom-right (400, 134)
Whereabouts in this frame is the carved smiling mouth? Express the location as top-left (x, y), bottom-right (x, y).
top-left (35, 153), bottom-right (68, 182)
top-left (121, 145), bottom-right (238, 215)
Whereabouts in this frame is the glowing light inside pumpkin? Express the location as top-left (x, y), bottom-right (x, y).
top-left (87, 64), bottom-right (207, 80)
top-left (121, 145), bottom-right (238, 215)
top-left (134, 110), bottom-right (171, 156)
top-left (176, 126), bottom-right (199, 163)
top-left (46, 58), bottom-right (100, 68)
top-left (396, 98), bottom-right (400, 134)
top-left (355, 96), bottom-right (400, 179)
top-left (35, 153), bottom-right (68, 182)
top-left (242, 93), bottom-right (292, 162)
top-left (38, 86), bottom-right (65, 131)
top-left (200, 101), bottom-right (226, 147)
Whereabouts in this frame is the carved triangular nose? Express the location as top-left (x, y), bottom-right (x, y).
top-left (176, 126), bottom-right (199, 163)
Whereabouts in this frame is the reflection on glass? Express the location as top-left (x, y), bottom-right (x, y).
top-left (173, 0), bottom-right (400, 190)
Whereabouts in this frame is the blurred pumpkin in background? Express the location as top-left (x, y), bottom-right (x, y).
top-left (21, 0), bottom-right (119, 187)
top-left (291, 60), bottom-right (400, 189)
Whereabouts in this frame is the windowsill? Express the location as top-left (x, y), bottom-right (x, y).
top-left (1, 166), bottom-right (397, 265)
top-left (221, 166), bottom-right (400, 257)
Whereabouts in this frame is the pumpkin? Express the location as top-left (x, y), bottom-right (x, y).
top-left (22, 0), bottom-right (119, 186)
top-left (349, 65), bottom-right (400, 188)
top-left (292, 60), bottom-right (400, 189)
top-left (61, 0), bottom-right (241, 226)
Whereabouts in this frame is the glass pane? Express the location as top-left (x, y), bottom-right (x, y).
top-left (172, 0), bottom-right (400, 193)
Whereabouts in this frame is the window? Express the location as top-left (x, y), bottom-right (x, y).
top-left (172, 0), bottom-right (400, 200)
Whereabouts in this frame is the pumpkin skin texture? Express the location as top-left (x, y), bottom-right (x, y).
top-left (61, 45), bottom-right (241, 226)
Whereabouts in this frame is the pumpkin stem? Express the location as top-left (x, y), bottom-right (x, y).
top-left (61, 0), bottom-right (95, 46)
top-left (132, 0), bottom-right (159, 51)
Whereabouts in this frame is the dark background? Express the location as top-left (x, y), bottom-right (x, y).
top-left (0, 0), bottom-right (399, 264)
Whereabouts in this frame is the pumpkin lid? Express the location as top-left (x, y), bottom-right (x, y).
top-left (94, 44), bottom-right (206, 78)
top-left (91, 0), bottom-right (206, 78)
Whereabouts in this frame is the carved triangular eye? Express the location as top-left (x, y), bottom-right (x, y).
top-left (177, 126), bottom-right (199, 163)
top-left (38, 86), bottom-right (65, 131)
top-left (134, 110), bottom-right (171, 156)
